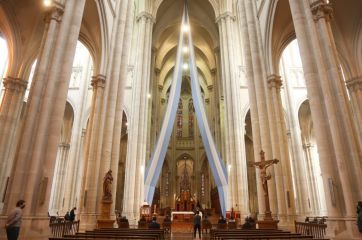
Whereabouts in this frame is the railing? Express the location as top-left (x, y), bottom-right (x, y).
top-left (295, 220), bottom-right (327, 239)
top-left (49, 220), bottom-right (80, 237)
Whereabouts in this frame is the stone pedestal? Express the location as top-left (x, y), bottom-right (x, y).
top-left (97, 201), bottom-right (115, 229)
top-left (257, 219), bottom-right (279, 229)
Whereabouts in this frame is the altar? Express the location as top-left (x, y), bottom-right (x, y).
top-left (171, 211), bottom-right (202, 233)
top-left (171, 211), bottom-right (202, 221)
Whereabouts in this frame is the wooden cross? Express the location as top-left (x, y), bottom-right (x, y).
top-left (251, 150), bottom-right (279, 220)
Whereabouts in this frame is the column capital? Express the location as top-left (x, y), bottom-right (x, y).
top-left (154, 67), bottom-right (161, 75)
top-left (91, 74), bottom-right (106, 89)
top-left (3, 77), bottom-right (27, 92)
top-left (207, 85), bottom-right (214, 91)
top-left (310, 0), bottom-right (333, 22)
top-left (136, 11), bottom-right (154, 23)
top-left (267, 74), bottom-right (282, 90)
top-left (161, 98), bottom-right (166, 104)
top-left (210, 68), bottom-right (217, 75)
top-left (205, 98), bottom-right (210, 104)
top-left (158, 84), bottom-right (163, 91)
top-left (216, 11), bottom-right (236, 24)
top-left (44, 2), bottom-right (65, 23)
top-left (59, 142), bottom-right (70, 149)
top-left (346, 76), bottom-right (362, 91)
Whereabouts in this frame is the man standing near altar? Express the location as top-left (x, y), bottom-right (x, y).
top-left (193, 211), bottom-right (201, 239)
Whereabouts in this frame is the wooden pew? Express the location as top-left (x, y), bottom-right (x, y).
top-left (210, 229), bottom-right (313, 240)
top-left (50, 228), bottom-right (165, 240)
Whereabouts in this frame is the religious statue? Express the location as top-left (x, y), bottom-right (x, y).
top-left (103, 170), bottom-right (113, 201)
top-left (253, 151), bottom-right (279, 196)
top-left (250, 150), bottom-right (279, 221)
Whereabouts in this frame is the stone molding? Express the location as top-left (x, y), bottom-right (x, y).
top-left (3, 77), bottom-right (27, 92)
top-left (154, 68), bottom-right (161, 75)
top-left (91, 75), bottom-right (106, 89)
top-left (44, 2), bottom-right (65, 23)
top-left (346, 76), bottom-right (362, 91)
top-left (59, 142), bottom-right (70, 149)
top-left (267, 75), bottom-right (282, 90)
top-left (207, 85), bottom-right (213, 91)
top-left (136, 11), bottom-right (154, 23)
top-left (216, 11), bottom-right (236, 24)
top-left (310, 0), bottom-right (333, 22)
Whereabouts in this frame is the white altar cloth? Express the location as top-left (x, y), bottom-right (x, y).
top-left (171, 211), bottom-right (202, 221)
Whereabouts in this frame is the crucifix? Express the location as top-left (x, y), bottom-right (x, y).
top-left (251, 150), bottom-right (279, 221)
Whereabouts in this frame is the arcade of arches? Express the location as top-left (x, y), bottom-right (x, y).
top-left (0, 0), bottom-right (361, 239)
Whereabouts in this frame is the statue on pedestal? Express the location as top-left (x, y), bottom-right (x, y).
top-left (250, 150), bottom-right (279, 229)
top-left (103, 170), bottom-right (113, 202)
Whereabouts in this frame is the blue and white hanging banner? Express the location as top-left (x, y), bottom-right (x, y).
top-left (144, 2), bottom-right (228, 216)
top-left (185, 6), bottom-right (228, 217)
top-left (144, 8), bottom-right (186, 205)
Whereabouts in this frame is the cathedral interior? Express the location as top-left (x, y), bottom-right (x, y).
top-left (0, 0), bottom-right (361, 239)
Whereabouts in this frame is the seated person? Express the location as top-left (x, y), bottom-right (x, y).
top-left (242, 216), bottom-right (256, 229)
top-left (148, 216), bottom-right (160, 229)
top-left (138, 215), bottom-right (148, 228)
top-left (117, 216), bottom-right (130, 228)
top-left (64, 211), bottom-right (71, 221)
top-left (218, 216), bottom-right (227, 224)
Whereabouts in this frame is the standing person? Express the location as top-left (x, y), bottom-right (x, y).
top-left (69, 207), bottom-right (76, 221)
top-left (193, 211), bottom-right (201, 239)
top-left (5, 200), bottom-right (25, 240)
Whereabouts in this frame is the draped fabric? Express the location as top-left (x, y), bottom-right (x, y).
top-left (144, 1), bottom-right (228, 216)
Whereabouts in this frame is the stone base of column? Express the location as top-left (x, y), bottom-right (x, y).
top-left (79, 212), bottom-right (99, 231)
top-left (326, 217), bottom-right (361, 239)
top-left (0, 216), bottom-right (51, 240)
top-left (96, 200), bottom-right (115, 228)
top-left (257, 219), bottom-right (279, 229)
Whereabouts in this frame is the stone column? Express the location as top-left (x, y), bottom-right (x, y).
top-left (123, 11), bottom-right (153, 222)
top-left (216, 10), bottom-right (249, 215)
top-left (62, 55), bottom-right (91, 211)
top-left (280, 59), bottom-right (311, 215)
top-left (267, 75), bottom-right (296, 220)
top-left (79, 75), bottom-right (106, 229)
top-left (289, 0), bottom-right (362, 237)
top-left (302, 143), bottom-right (320, 214)
top-left (239, 0), bottom-right (278, 216)
top-left (0, 77), bottom-right (27, 206)
top-left (1, 0), bottom-right (86, 238)
top-left (50, 143), bottom-right (70, 212)
top-left (346, 76), bottom-right (362, 145)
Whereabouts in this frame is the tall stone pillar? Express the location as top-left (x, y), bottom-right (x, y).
top-left (50, 143), bottom-right (70, 212)
top-left (216, 10), bottom-right (249, 215)
top-left (79, 0), bottom-right (134, 229)
top-left (62, 55), bottom-right (91, 212)
top-left (0, 77), bottom-right (27, 209)
top-left (280, 59), bottom-right (312, 215)
top-left (239, 0), bottom-right (278, 216)
top-left (289, 0), bottom-right (362, 238)
top-left (79, 74), bottom-right (106, 229)
top-left (346, 76), bottom-right (362, 145)
top-left (267, 75), bottom-right (296, 221)
top-left (123, 11), bottom-right (153, 222)
top-left (0, 0), bottom-right (86, 238)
